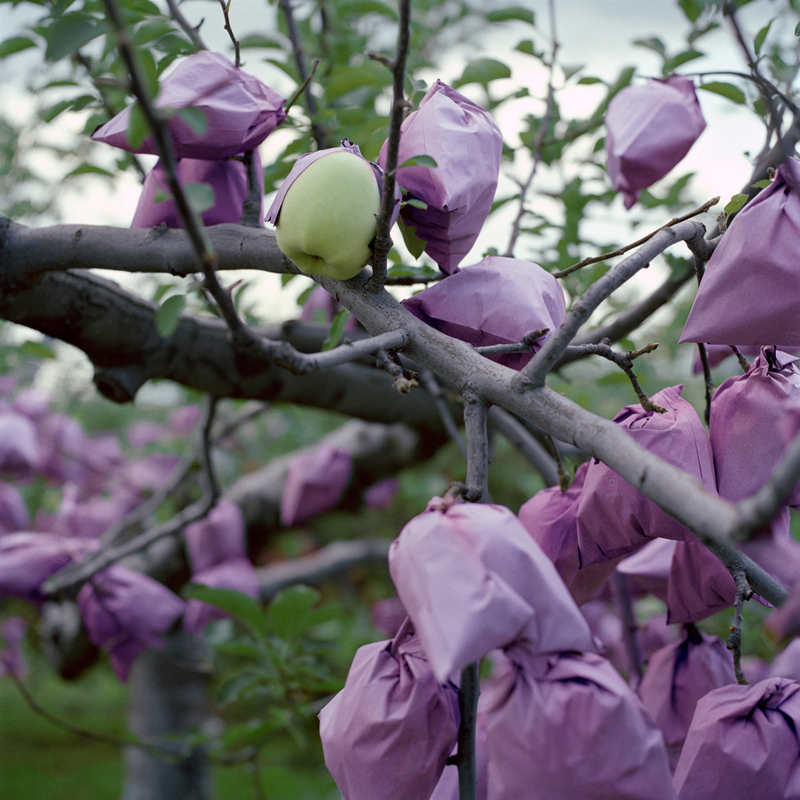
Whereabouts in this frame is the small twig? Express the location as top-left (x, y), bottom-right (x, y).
top-left (474, 328), bottom-right (549, 357)
top-left (5, 670), bottom-right (191, 759)
top-left (384, 272), bottom-right (444, 286)
top-left (43, 498), bottom-right (216, 597)
top-left (238, 151), bottom-right (263, 227)
top-left (697, 344), bottom-right (714, 427)
top-left (727, 570), bottom-right (753, 685)
top-left (216, 0), bottom-right (240, 66)
top-left (283, 58), bottom-right (321, 115)
top-left (543, 433), bottom-right (570, 491)
top-left (454, 661), bottom-right (480, 800)
top-left (487, 407), bottom-right (559, 487)
top-left (611, 571), bottom-right (643, 687)
top-left (553, 197), bottom-right (720, 279)
top-left (463, 388), bottom-right (491, 502)
top-left (562, 339), bottom-right (664, 412)
top-left (731, 345), bottom-right (751, 373)
top-left (515, 220), bottom-right (709, 390)
top-left (504, 0), bottom-right (559, 257)
top-left (165, 0), bottom-right (208, 51)
top-left (200, 395), bottom-right (221, 504)
top-left (73, 51), bottom-right (149, 182)
top-left (373, 348), bottom-right (419, 393)
top-left (419, 371), bottom-right (468, 461)
top-left (278, 0), bottom-right (330, 149)
top-left (101, 0), bottom-right (220, 284)
top-left (733, 431), bottom-right (800, 543)
top-left (367, 0), bottom-right (413, 292)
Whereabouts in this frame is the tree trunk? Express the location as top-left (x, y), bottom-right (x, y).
top-left (122, 629), bottom-right (214, 800)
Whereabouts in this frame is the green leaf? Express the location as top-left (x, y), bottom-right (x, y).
top-left (126, 102), bottom-right (150, 149)
top-left (724, 193), bottom-right (748, 215)
top-left (795, 21), bottom-right (800, 36)
top-left (175, 106), bottom-right (206, 134)
top-left (396, 154), bottom-right (437, 170)
top-left (633, 37), bottom-right (666, 57)
top-left (155, 293), bottom-right (185, 337)
top-left (184, 182), bottom-right (215, 214)
top-left (751, 179), bottom-right (772, 189)
top-left (136, 47), bottom-right (160, 101)
top-left (403, 198), bottom-right (428, 210)
top-left (577, 76), bottom-right (604, 85)
top-left (678, 0), bottom-right (704, 22)
top-left (515, 40), bottom-right (543, 59)
top-left (184, 584), bottom-right (269, 638)
top-left (44, 14), bottom-right (107, 62)
top-left (212, 639), bottom-right (262, 658)
top-left (238, 33), bottom-right (283, 49)
top-left (349, 0), bottom-right (398, 18)
top-left (267, 585), bottom-right (322, 641)
top-left (754, 20), bottom-right (772, 57)
top-left (662, 49), bottom-right (704, 75)
top-left (455, 58), bottom-right (512, 88)
top-left (0, 36), bottom-right (36, 58)
top-left (41, 99), bottom-right (74, 123)
top-left (322, 308), bottom-right (351, 350)
top-left (217, 676), bottom-right (264, 708)
top-left (699, 81), bottom-right (746, 104)
top-left (65, 163), bottom-right (115, 178)
top-left (486, 6), bottom-right (535, 24)
top-left (561, 64), bottom-right (585, 81)
top-left (397, 216), bottom-right (426, 258)
top-left (325, 60), bottom-right (388, 99)
top-left (20, 340), bottom-right (56, 359)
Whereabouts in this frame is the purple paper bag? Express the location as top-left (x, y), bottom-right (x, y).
top-left (92, 51), bottom-right (286, 159)
top-left (709, 348), bottom-right (800, 516)
top-left (378, 79), bottom-right (503, 273)
top-left (388, 499), bottom-right (596, 683)
top-left (485, 647), bottom-right (677, 800)
top-left (131, 152), bottom-right (263, 228)
top-left (681, 158), bottom-right (800, 347)
top-left (402, 256), bottom-right (566, 370)
top-left (616, 538), bottom-right (676, 605)
top-left (637, 628), bottom-right (736, 771)
top-left (664, 539), bottom-right (737, 625)
top-left (280, 445), bottom-right (353, 527)
top-left (576, 385), bottom-right (716, 566)
top-left (673, 678), bottom-right (800, 799)
top-left (605, 76), bottom-right (706, 209)
top-left (78, 564), bottom-right (186, 681)
top-left (769, 639), bottom-right (800, 683)
top-left (0, 532), bottom-right (93, 604)
top-left (518, 462), bottom-right (621, 605)
top-left (184, 500), bottom-right (249, 573)
top-left (182, 501), bottom-right (260, 633)
top-left (318, 620), bottom-right (460, 800)
top-left (767, 584), bottom-right (800, 641)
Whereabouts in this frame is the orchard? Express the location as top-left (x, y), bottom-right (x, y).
top-left (2, 0), bottom-right (800, 798)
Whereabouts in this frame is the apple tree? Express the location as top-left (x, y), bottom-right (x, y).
top-left (2, 0), bottom-right (800, 798)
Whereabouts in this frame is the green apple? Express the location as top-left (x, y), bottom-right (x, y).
top-left (275, 150), bottom-right (382, 280)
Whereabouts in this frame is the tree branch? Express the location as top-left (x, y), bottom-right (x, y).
top-left (516, 220), bottom-right (709, 388)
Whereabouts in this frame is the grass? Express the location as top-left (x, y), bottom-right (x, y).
top-left (0, 656), bottom-right (127, 800)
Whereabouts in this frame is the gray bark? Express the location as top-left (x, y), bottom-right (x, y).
top-left (122, 629), bottom-right (214, 800)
